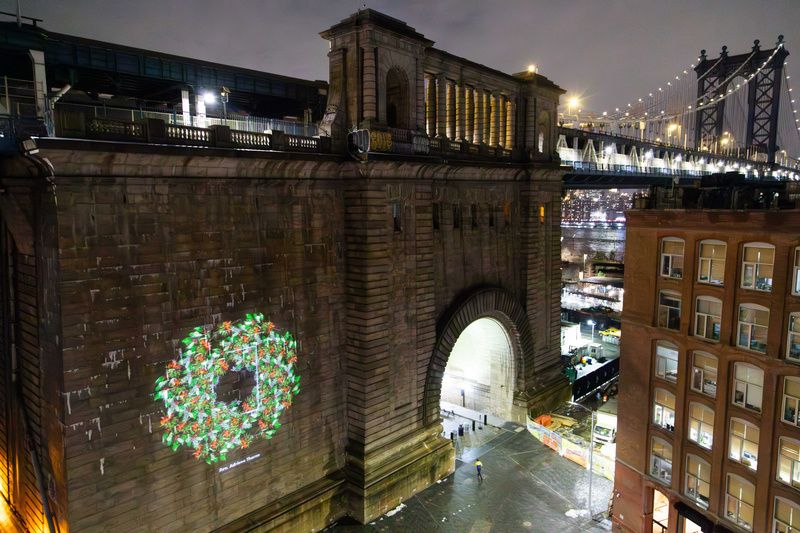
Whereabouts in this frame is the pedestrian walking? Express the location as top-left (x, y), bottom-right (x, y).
top-left (475, 459), bottom-right (483, 482)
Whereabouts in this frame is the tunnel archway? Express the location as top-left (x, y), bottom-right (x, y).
top-left (440, 317), bottom-right (515, 420)
top-left (423, 287), bottom-right (534, 425)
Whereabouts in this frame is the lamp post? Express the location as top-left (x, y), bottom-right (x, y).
top-left (570, 401), bottom-right (595, 520)
top-left (220, 86), bottom-right (230, 122)
top-left (587, 319), bottom-right (595, 342)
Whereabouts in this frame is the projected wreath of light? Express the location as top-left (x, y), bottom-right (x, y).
top-left (155, 313), bottom-right (300, 464)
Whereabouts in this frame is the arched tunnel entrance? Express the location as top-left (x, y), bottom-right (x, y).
top-left (440, 317), bottom-right (516, 422)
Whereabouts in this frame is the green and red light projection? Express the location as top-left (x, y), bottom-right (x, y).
top-left (155, 313), bottom-right (300, 463)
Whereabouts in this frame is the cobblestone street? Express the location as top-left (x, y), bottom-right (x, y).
top-left (329, 415), bottom-right (613, 533)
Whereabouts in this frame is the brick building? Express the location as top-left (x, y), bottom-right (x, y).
top-left (613, 181), bottom-right (800, 533)
top-left (0, 9), bottom-right (568, 532)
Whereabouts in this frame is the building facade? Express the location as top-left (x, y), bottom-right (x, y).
top-left (0, 9), bottom-right (568, 532)
top-left (614, 190), bottom-right (800, 533)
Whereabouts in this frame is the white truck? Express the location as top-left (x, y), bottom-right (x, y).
top-left (593, 399), bottom-right (618, 444)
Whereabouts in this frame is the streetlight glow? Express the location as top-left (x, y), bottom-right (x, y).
top-left (202, 91), bottom-right (216, 104)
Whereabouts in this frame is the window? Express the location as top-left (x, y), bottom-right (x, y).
top-left (778, 437), bottom-right (800, 490)
top-left (694, 296), bottom-right (722, 341)
top-left (793, 247), bottom-right (800, 295)
top-left (488, 205), bottom-right (495, 227)
top-left (661, 237), bottom-right (684, 279)
top-left (741, 243), bottom-right (774, 291)
top-left (725, 474), bottom-right (755, 531)
top-left (737, 304), bottom-right (769, 353)
top-left (432, 203), bottom-right (440, 230)
top-left (471, 204), bottom-right (478, 229)
top-left (783, 377), bottom-right (800, 427)
top-left (453, 204), bottom-right (462, 229)
top-left (698, 240), bottom-right (726, 285)
top-left (658, 291), bottom-right (681, 330)
top-left (733, 363), bottom-right (763, 412)
top-left (688, 403), bottom-right (714, 449)
top-left (788, 313), bottom-right (800, 363)
top-left (655, 342), bottom-right (679, 383)
top-left (653, 389), bottom-right (676, 432)
top-left (391, 201), bottom-right (402, 232)
top-left (691, 352), bottom-right (718, 397)
top-left (650, 437), bottom-right (672, 484)
top-left (774, 497), bottom-right (800, 533)
top-left (685, 455), bottom-right (711, 509)
top-left (729, 418), bottom-right (759, 471)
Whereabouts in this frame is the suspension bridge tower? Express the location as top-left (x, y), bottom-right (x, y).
top-left (694, 37), bottom-right (789, 163)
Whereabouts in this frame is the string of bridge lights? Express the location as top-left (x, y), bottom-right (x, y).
top-left (783, 63), bottom-right (800, 165)
top-left (566, 42), bottom-right (785, 127)
top-left (786, 64), bottom-right (799, 133)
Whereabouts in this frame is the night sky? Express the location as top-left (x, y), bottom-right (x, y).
top-left (11, 0), bottom-right (800, 111)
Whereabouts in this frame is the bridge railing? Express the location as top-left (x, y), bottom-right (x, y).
top-left (361, 126), bottom-right (514, 162)
top-left (55, 115), bottom-right (329, 153)
top-left (54, 101), bottom-right (318, 137)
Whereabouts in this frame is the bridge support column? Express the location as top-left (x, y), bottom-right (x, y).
top-left (520, 169), bottom-right (571, 413)
top-left (341, 178), bottom-right (454, 524)
top-left (456, 82), bottom-right (466, 140)
top-left (506, 97), bottom-right (516, 149)
top-left (446, 80), bottom-right (456, 139)
top-left (499, 95), bottom-right (507, 148)
top-left (474, 87), bottom-right (484, 144)
top-left (425, 74), bottom-right (437, 136)
top-left (362, 46), bottom-right (378, 123)
top-left (464, 86), bottom-right (474, 143)
top-left (490, 92), bottom-right (500, 146)
top-left (436, 74), bottom-right (447, 138)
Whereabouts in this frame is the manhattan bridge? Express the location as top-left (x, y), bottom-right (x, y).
top-left (556, 37), bottom-right (800, 187)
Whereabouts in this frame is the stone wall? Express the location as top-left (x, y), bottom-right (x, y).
top-left (0, 140), bottom-right (564, 531)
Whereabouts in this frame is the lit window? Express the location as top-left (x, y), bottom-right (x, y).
top-left (653, 388), bottom-right (676, 432)
top-left (650, 437), bottom-right (672, 484)
top-left (737, 304), bottom-right (769, 353)
top-left (691, 352), bottom-right (718, 398)
top-left (725, 474), bottom-right (755, 531)
top-left (741, 243), bottom-right (774, 291)
top-left (777, 437), bottom-right (800, 491)
top-left (783, 377), bottom-right (800, 427)
top-left (788, 313), bottom-right (800, 364)
top-left (655, 341), bottom-right (679, 383)
top-left (793, 247), bottom-right (800, 296)
top-left (774, 496), bottom-right (800, 533)
top-left (685, 454), bottom-right (711, 509)
top-left (694, 296), bottom-right (722, 341)
top-left (698, 240), bottom-right (726, 285)
top-left (658, 291), bottom-right (681, 331)
top-left (729, 418), bottom-right (759, 471)
top-left (661, 237), bottom-right (684, 279)
top-left (688, 403), bottom-right (714, 449)
top-left (732, 363), bottom-right (763, 412)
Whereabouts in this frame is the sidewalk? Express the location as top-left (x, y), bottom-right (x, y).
top-left (327, 421), bottom-right (613, 532)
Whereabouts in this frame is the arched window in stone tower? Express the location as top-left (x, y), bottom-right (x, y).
top-left (537, 110), bottom-right (551, 155)
top-left (386, 67), bottom-right (410, 129)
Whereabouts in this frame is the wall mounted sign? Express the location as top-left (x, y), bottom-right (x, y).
top-left (155, 313), bottom-right (300, 463)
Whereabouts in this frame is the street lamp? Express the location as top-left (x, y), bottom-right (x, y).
top-left (587, 319), bottom-right (596, 342)
top-left (570, 401), bottom-right (596, 520)
top-left (220, 86), bottom-right (230, 121)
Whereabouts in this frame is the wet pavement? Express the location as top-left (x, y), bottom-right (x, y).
top-left (327, 414), bottom-right (613, 533)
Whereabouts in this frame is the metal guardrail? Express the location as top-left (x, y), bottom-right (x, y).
top-left (74, 116), bottom-right (329, 153)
